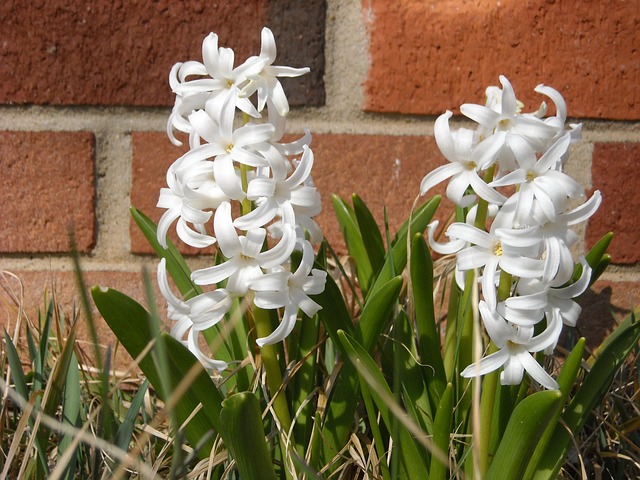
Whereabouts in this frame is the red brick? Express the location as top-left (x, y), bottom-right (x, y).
top-left (0, 0), bottom-right (325, 107)
top-left (364, 0), bottom-right (640, 120)
top-left (131, 132), bottom-right (451, 256)
top-left (0, 269), bottom-right (163, 369)
top-left (311, 134), bottom-right (450, 253)
top-left (0, 132), bottom-right (95, 253)
top-left (587, 143), bottom-right (640, 264)
top-left (130, 131), bottom-right (217, 255)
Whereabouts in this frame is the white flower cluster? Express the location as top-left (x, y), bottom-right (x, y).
top-left (421, 76), bottom-right (601, 389)
top-left (156, 28), bottom-right (326, 370)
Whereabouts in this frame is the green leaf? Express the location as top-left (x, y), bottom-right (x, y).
top-left (589, 253), bottom-right (611, 287)
top-left (315, 273), bottom-right (354, 347)
top-left (531, 311), bottom-right (640, 480)
top-left (220, 392), bottom-right (278, 480)
top-left (331, 194), bottom-right (374, 294)
top-left (355, 275), bottom-right (404, 352)
top-left (367, 195), bottom-right (441, 300)
top-left (585, 231), bottom-right (613, 269)
top-left (353, 193), bottom-right (386, 276)
top-left (337, 330), bottom-right (430, 479)
top-left (130, 207), bottom-right (202, 300)
top-left (42, 319), bottom-right (79, 421)
top-left (291, 312), bottom-right (321, 454)
top-left (4, 330), bottom-right (29, 403)
top-left (59, 352), bottom-right (81, 480)
top-left (38, 299), bottom-right (54, 371)
top-left (410, 233), bottom-right (446, 410)
top-left (430, 383), bottom-right (453, 480)
top-left (396, 310), bottom-right (433, 435)
top-left (523, 339), bottom-right (586, 480)
top-left (115, 379), bottom-right (149, 452)
top-left (486, 390), bottom-right (563, 480)
top-left (91, 286), bottom-right (224, 459)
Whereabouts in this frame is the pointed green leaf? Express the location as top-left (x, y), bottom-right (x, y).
top-left (367, 195), bottom-right (441, 300)
top-left (486, 390), bottom-right (563, 480)
top-left (337, 330), bottom-right (429, 479)
top-left (430, 383), bottom-right (453, 480)
top-left (220, 392), bottom-right (278, 480)
top-left (115, 379), bottom-right (149, 451)
top-left (531, 311), bottom-right (640, 480)
top-left (589, 254), bottom-right (611, 287)
top-left (355, 275), bottom-right (403, 352)
top-left (410, 233), bottom-right (446, 408)
top-left (91, 286), bottom-right (224, 458)
top-left (315, 273), bottom-right (354, 347)
top-left (585, 232), bottom-right (613, 269)
top-left (4, 330), bottom-right (29, 402)
top-left (331, 194), bottom-right (373, 294)
top-left (353, 193), bottom-right (386, 276)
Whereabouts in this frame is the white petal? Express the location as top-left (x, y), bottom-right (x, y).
top-left (420, 163), bottom-right (463, 196)
top-left (516, 351), bottom-right (558, 390)
top-left (433, 111), bottom-right (457, 162)
top-left (447, 223), bottom-right (494, 248)
top-left (461, 349), bottom-right (509, 378)
top-left (214, 202), bottom-right (242, 257)
top-left (256, 304), bottom-right (298, 346)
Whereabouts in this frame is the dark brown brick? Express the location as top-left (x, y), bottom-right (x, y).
top-left (267, 0), bottom-right (326, 107)
top-left (0, 0), bottom-right (325, 107)
top-left (364, 0), bottom-right (640, 119)
top-left (587, 143), bottom-right (640, 264)
top-left (0, 131), bottom-right (95, 253)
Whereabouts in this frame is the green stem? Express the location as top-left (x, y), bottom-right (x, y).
top-left (474, 164), bottom-right (496, 230)
top-left (253, 306), bottom-right (292, 434)
top-left (240, 163), bottom-right (252, 215)
top-left (478, 270), bottom-right (513, 475)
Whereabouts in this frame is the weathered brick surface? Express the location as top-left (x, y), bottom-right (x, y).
top-left (587, 142), bottom-right (640, 264)
top-left (364, 0), bottom-right (640, 119)
top-left (0, 0), bottom-right (325, 107)
top-left (131, 131), bottom-right (449, 255)
top-left (311, 133), bottom-right (449, 252)
top-left (0, 131), bottom-right (95, 253)
top-left (130, 131), bottom-right (209, 255)
top-left (0, 269), bottom-right (164, 369)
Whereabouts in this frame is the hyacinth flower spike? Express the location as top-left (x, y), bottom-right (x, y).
top-left (157, 259), bottom-right (231, 371)
top-left (462, 301), bottom-right (562, 390)
top-left (420, 111), bottom-right (507, 207)
top-left (251, 239), bottom-right (327, 346)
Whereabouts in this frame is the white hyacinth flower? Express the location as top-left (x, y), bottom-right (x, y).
top-left (157, 28), bottom-right (326, 369)
top-left (461, 301), bottom-right (561, 390)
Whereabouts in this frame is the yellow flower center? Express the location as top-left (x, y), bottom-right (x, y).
top-left (226, 143), bottom-right (234, 154)
top-left (526, 170), bottom-right (536, 182)
top-left (226, 79), bottom-right (234, 89)
top-left (498, 118), bottom-right (512, 130)
top-left (466, 161), bottom-right (477, 171)
top-left (493, 242), bottom-right (503, 257)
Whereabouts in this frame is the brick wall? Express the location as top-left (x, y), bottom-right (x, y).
top-left (1, 0), bottom-right (638, 353)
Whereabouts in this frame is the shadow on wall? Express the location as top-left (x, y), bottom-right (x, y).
top-left (577, 285), bottom-right (633, 349)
